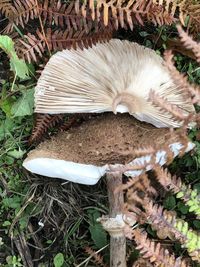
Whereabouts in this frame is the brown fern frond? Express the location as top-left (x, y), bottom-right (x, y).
top-left (149, 90), bottom-right (189, 124)
top-left (146, 2), bottom-right (174, 26)
top-left (154, 165), bottom-right (200, 218)
top-left (16, 26), bottom-right (113, 63)
top-left (183, 2), bottom-right (200, 36)
top-left (45, 25), bottom-right (113, 50)
top-left (132, 198), bottom-right (200, 261)
top-left (39, 0), bottom-right (94, 32)
top-left (131, 228), bottom-right (189, 267)
top-left (119, 175), bottom-right (148, 193)
top-left (58, 114), bottom-right (80, 131)
top-left (141, 200), bottom-right (186, 242)
top-left (4, 0), bottom-right (38, 33)
top-left (85, 246), bottom-right (108, 267)
top-left (16, 29), bottom-right (46, 63)
top-left (125, 197), bottom-right (183, 242)
top-left (189, 250), bottom-right (200, 263)
top-left (110, 130), bottom-right (192, 176)
top-left (152, 0), bottom-right (187, 25)
top-left (0, 0), bottom-right (14, 17)
top-left (128, 146), bottom-right (156, 158)
top-left (163, 38), bottom-right (196, 60)
top-left (75, 0), bottom-right (175, 31)
top-left (177, 25), bottom-right (200, 63)
top-left (164, 49), bottom-right (200, 105)
top-left (108, 160), bottom-right (150, 174)
top-left (153, 165), bottom-right (182, 193)
top-left (151, 210), bottom-right (177, 240)
top-left (159, 25), bottom-right (200, 106)
top-left (29, 113), bottom-right (63, 143)
top-left (117, 173), bottom-right (157, 197)
top-left (132, 258), bottom-right (154, 267)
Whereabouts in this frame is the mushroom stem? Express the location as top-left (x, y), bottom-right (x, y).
top-left (106, 171), bottom-right (126, 267)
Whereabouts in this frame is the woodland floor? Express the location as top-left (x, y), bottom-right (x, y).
top-left (0, 24), bottom-right (200, 267)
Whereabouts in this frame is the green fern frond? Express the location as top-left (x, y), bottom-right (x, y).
top-left (154, 166), bottom-right (200, 218)
top-left (144, 200), bottom-right (200, 262)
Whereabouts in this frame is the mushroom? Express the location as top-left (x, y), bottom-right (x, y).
top-left (23, 113), bottom-right (194, 185)
top-left (23, 113), bottom-right (195, 266)
top-left (34, 39), bottom-right (194, 127)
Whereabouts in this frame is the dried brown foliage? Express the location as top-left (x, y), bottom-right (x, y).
top-left (17, 25), bottom-right (112, 62)
top-left (1, 0), bottom-right (199, 63)
top-left (182, 1), bottom-right (200, 36)
top-left (150, 26), bottom-right (200, 124)
top-left (119, 173), bottom-right (157, 198)
top-left (177, 25), bottom-right (200, 63)
top-left (123, 166), bottom-right (200, 261)
top-left (2, 0), bottom-right (88, 33)
top-left (29, 113), bottom-right (63, 143)
top-left (29, 113), bottom-right (88, 143)
top-left (0, 0), bottom-right (113, 62)
top-left (132, 258), bottom-right (154, 267)
top-left (75, 0), bottom-right (200, 31)
top-left (131, 228), bottom-right (188, 267)
top-left (85, 246), bottom-right (108, 267)
top-left (153, 165), bottom-right (200, 219)
top-left (121, 27), bottom-right (200, 266)
top-left (163, 50), bottom-right (200, 106)
top-left (149, 90), bottom-right (189, 124)
top-left (125, 183), bottom-right (200, 262)
top-left (75, 0), bottom-right (175, 30)
top-left (39, 1), bottom-right (92, 31)
top-left (153, 165), bottom-right (182, 193)
top-left (1, 0), bottom-right (39, 34)
top-left (0, 0), bottom-right (14, 17)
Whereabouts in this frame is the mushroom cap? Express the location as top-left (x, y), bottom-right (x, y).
top-left (35, 39), bottom-right (194, 128)
top-left (23, 114), bottom-right (194, 185)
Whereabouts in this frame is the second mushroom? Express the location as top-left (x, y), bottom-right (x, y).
top-left (23, 114), bottom-right (195, 267)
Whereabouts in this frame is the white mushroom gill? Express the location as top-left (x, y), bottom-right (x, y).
top-left (34, 39), bottom-right (195, 128)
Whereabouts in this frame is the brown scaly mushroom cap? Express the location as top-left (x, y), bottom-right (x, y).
top-left (23, 114), bottom-right (195, 185)
top-left (35, 39), bottom-right (194, 128)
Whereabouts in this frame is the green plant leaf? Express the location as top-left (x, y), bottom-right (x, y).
top-left (2, 220), bottom-right (11, 227)
top-left (19, 217), bottom-right (28, 230)
top-left (194, 183), bottom-right (200, 193)
top-left (10, 56), bottom-right (29, 79)
top-left (0, 118), bottom-right (15, 141)
top-left (146, 225), bottom-right (157, 238)
top-left (0, 35), bottom-right (29, 79)
top-left (87, 209), bottom-right (107, 249)
top-left (11, 89), bottom-right (34, 117)
top-left (53, 253), bottom-right (64, 267)
top-left (163, 195), bottom-right (176, 210)
top-left (0, 35), bottom-right (15, 56)
top-left (177, 202), bottom-right (189, 214)
top-left (89, 223), bottom-right (107, 249)
top-left (1, 96), bottom-right (16, 117)
top-left (193, 220), bottom-right (200, 229)
top-left (176, 192), bottom-right (184, 198)
top-left (2, 196), bottom-right (22, 209)
top-left (7, 148), bottom-right (25, 159)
